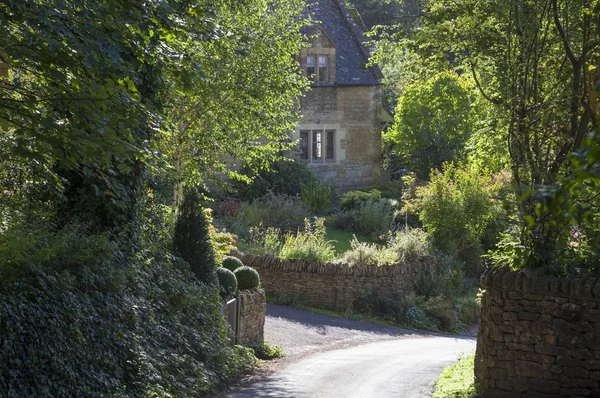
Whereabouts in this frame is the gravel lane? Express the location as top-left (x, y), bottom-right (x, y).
top-left (218, 304), bottom-right (477, 398)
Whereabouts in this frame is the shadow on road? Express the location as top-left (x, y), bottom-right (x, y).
top-left (267, 304), bottom-right (470, 339)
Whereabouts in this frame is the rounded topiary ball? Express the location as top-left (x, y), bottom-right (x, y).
top-left (217, 267), bottom-right (238, 295)
top-left (234, 266), bottom-right (260, 290)
top-left (222, 256), bottom-right (244, 272)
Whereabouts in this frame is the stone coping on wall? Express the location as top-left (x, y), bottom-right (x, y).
top-left (481, 266), bottom-right (600, 300)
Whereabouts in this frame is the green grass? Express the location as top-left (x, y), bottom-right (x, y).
top-left (432, 353), bottom-right (477, 398)
top-left (325, 228), bottom-right (379, 255)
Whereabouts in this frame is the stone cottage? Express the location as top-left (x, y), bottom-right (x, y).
top-left (293, 0), bottom-right (383, 191)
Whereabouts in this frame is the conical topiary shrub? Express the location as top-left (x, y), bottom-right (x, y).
top-left (173, 188), bottom-right (217, 285)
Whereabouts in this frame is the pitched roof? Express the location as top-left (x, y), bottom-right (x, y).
top-left (304, 0), bottom-right (382, 86)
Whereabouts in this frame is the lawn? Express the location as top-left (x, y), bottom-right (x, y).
top-left (325, 228), bottom-right (379, 255)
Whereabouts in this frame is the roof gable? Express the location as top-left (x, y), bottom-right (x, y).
top-left (304, 0), bottom-right (382, 86)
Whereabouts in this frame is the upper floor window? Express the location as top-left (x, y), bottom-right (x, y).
top-left (306, 55), bottom-right (328, 83)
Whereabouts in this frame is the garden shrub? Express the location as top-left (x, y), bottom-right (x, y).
top-left (404, 305), bottom-right (433, 330)
top-left (339, 237), bottom-right (397, 266)
top-left (279, 218), bottom-right (336, 263)
top-left (386, 228), bottom-right (431, 262)
top-left (352, 285), bottom-right (404, 322)
top-left (242, 226), bottom-right (282, 256)
top-left (0, 223), bottom-right (257, 397)
top-left (340, 189), bottom-right (382, 211)
top-left (234, 266), bottom-right (260, 290)
top-left (415, 251), bottom-right (465, 298)
top-left (217, 267), bottom-right (238, 295)
top-left (355, 199), bottom-right (398, 238)
top-left (416, 163), bottom-right (504, 270)
top-left (222, 256), bottom-right (244, 272)
top-left (236, 193), bottom-right (311, 232)
top-left (173, 189), bottom-right (217, 284)
top-left (339, 229), bottom-right (430, 267)
top-left (235, 160), bottom-right (316, 202)
top-left (301, 181), bottom-right (335, 214)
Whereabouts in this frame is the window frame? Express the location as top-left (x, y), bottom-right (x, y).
top-left (305, 54), bottom-right (329, 84)
top-left (298, 128), bottom-right (335, 164)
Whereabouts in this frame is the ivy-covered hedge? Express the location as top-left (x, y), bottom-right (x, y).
top-left (0, 227), bottom-right (256, 397)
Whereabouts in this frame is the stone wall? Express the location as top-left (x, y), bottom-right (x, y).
top-left (475, 267), bottom-right (600, 397)
top-left (238, 288), bottom-right (266, 345)
top-left (238, 254), bottom-right (428, 311)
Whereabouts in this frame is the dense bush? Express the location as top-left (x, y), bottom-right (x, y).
top-left (235, 160), bottom-right (316, 202)
top-left (339, 238), bottom-right (397, 266)
top-left (236, 193), bottom-right (311, 232)
top-left (222, 256), bottom-right (244, 272)
top-left (279, 218), bottom-right (336, 263)
top-left (386, 228), bottom-right (431, 262)
top-left (340, 189), bottom-right (382, 211)
top-left (0, 223), bottom-right (257, 397)
top-left (242, 226), bottom-right (282, 256)
top-left (416, 164), bottom-right (505, 270)
top-left (301, 181), bottom-right (335, 214)
top-left (234, 266), bottom-right (260, 290)
top-left (173, 189), bottom-right (217, 284)
top-left (339, 229), bottom-right (430, 266)
top-left (355, 199), bottom-right (398, 238)
top-left (217, 267), bottom-right (238, 295)
top-left (247, 341), bottom-right (283, 360)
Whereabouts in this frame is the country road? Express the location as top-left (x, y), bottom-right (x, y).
top-left (221, 305), bottom-right (477, 398)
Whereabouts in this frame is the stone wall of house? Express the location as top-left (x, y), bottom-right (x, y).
top-left (475, 266), bottom-right (600, 397)
top-left (238, 288), bottom-right (266, 345)
top-left (295, 84), bottom-right (382, 191)
top-left (238, 254), bottom-right (428, 310)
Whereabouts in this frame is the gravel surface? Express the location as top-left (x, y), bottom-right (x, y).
top-left (216, 304), bottom-right (477, 397)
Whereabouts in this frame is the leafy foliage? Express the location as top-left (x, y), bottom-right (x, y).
top-left (415, 164), bottom-right (505, 268)
top-left (247, 342), bottom-right (284, 360)
top-left (233, 266), bottom-right (261, 290)
top-left (242, 226), bottom-right (283, 256)
top-left (0, 223), bottom-right (257, 396)
top-left (387, 72), bottom-right (476, 180)
top-left (279, 218), bottom-right (336, 263)
top-left (234, 193), bottom-right (311, 233)
top-left (355, 199), bottom-right (398, 239)
top-left (339, 238), bottom-right (397, 266)
top-left (217, 267), bottom-right (238, 296)
top-left (339, 229), bottom-right (430, 267)
top-left (301, 181), bottom-right (335, 214)
top-left (432, 354), bottom-right (476, 398)
top-left (235, 160), bottom-right (317, 202)
top-left (408, 0), bottom-right (600, 269)
top-left (340, 189), bottom-right (382, 211)
top-left (173, 189), bottom-right (217, 284)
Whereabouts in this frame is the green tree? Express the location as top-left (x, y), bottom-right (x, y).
top-left (416, 163), bottom-right (504, 267)
top-left (386, 72), bottom-right (476, 180)
top-left (173, 189), bottom-right (217, 284)
top-left (0, 0), bottom-right (182, 230)
top-left (153, 0), bottom-right (309, 216)
top-left (399, 0), bottom-right (600, 267)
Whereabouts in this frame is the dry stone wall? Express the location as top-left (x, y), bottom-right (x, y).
top-left (238, 254), bottom-right (428, 310)
top-left (238, 288), bottom-right (266, 345)
top-left (475, 266), bottom-right (600, 397)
